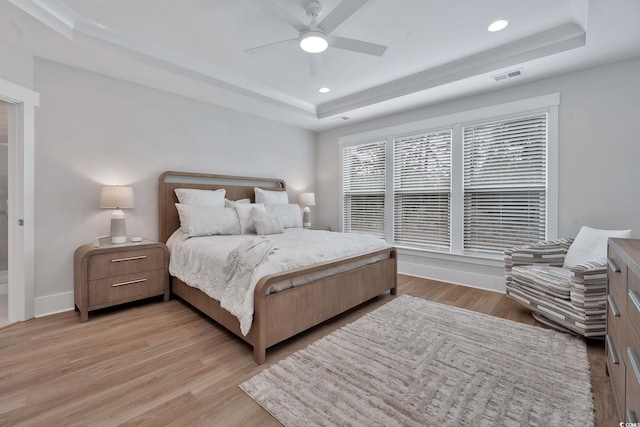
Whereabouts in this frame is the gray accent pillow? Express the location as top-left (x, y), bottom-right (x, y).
top-left (250, 206), bottom-right (284, 235)
top-left (254, 217), bottom-right (284, 235)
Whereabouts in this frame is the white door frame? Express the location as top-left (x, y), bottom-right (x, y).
top-left (0, 77), bottom-right (38, 322)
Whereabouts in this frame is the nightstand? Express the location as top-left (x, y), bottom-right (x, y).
top-left (74, 241), bottom-right (170, 322)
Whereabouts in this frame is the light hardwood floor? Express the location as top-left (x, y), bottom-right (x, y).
top-left (0, 275), bottom-right (616, 426)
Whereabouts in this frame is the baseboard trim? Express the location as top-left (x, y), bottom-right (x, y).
top-left (398, 260), bottom-right (505, 293)
top-left (34, 291), bottom-right (74, 317)
top-left (29, 262), bottom-right (505, 317)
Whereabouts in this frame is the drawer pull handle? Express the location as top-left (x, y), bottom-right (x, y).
top-left (606, 335), bottom-right (619, 365)
top-left (111, 278), bottom-right (147, 287)
top-left (627, 408), bottom-right (638, 424)
top-left (111, 255), bottom-right (147, 263)
top-left (628, 346), bottom-right (640, 386)
top-left (607, 257), bottom-right (620, 273)
top-left (630, 289), bottom-right (640, 314)
top-left (607, 295), bottom-right (620, 317)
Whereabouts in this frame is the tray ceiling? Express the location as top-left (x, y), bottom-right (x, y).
top-left (1, 0), bottom-right (640, 130)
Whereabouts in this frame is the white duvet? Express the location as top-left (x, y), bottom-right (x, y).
top-left (167, 228), bottom-right (390, 335)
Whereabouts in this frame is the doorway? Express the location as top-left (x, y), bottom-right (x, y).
top-left (0, 77), bottom-right (38, 326)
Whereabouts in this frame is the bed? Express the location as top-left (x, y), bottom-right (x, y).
top-left (159, 171), bottom-right (398, 364)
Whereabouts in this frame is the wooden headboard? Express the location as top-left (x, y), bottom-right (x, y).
top-left (158, 171), bottom-right (286, 243)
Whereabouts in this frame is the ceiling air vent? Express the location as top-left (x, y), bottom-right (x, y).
top-left (492, 68), bottom-right (524, 82)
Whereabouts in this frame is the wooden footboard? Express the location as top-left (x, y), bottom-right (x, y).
top-left (172, 247), bottom-right (397, 364)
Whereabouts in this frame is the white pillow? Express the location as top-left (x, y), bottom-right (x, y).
top-left (255, 187), bottom-right (288, 205)
top-left (563, 225), bottom-right (631, 268)
top-left (265, 204), bottom-right (303, 229)
top-left (175, 204), bottom-right (240, 237)
top-left (235, 203), bottom-right (265, 234)
top-left (175, 188), bottom-right (226, 206)
top-left (225, 198), bottom-right (250, 208)
top-left (250, 208), bottom-right (284, 235)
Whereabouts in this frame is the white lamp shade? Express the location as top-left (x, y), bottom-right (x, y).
top-left (298, 192), bottom-right (316, 207)
top-left (99, 186), bottom-right (134, 209)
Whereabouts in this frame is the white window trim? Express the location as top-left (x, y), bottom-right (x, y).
top-left (339, 93), bottom-right (559, 261)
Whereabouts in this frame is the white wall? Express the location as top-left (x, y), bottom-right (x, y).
top-left (317, 56), bottom-right (640, 290)
top-left (0, 44), bottom-right (34, 90)
top-left (33, 59), bottom-right (316, 313)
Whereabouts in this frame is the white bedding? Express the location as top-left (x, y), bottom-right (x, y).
top-left (167, 228), bottom-right (390, 335)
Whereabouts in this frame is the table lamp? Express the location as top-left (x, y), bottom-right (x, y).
top-left (298, 192), bottom-right (316, 228)
top-left (99, 185), bottom-right (134, 244)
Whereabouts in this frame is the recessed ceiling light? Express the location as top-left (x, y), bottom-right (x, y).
top-left (318, 87), bottom-right (330, 93)
top-left (488, 19), bottom-right (509, 32)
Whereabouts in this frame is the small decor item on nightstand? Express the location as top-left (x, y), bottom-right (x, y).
top-left (299, 192), bottom-right (316, 228)
top-left (99, 185), bottom-right (134, 244)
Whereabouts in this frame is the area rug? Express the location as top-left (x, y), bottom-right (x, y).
top-left (240, 295), bottom-right (594, 427)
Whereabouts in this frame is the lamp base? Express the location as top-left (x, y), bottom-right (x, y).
top-left (302, 207), bottom-right (311, 228)
top-left (110, 210), bottom-right (127, 244)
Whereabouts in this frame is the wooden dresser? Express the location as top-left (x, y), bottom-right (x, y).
top-left (606, 238), bottom-right (640, 423)
top-left (74, 241), bottom-right (170, 322)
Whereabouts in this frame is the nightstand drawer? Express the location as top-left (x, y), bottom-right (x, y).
top-left (88, 247), bottom-right (165, 279)
top-left (89, 269), bottom-right (166, 307)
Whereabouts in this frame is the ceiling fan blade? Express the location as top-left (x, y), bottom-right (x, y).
top-left (309, 54), bottom-right (323, 78)
top-left (329, 35), bottom-right (387, 56)
top-left (248, 0), bottom-right (309, 32)
top-left (317, 0), bottom-right (370, 34)
top-left (244, 38), bottom-right (298, 55)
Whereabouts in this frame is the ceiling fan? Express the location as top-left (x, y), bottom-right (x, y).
top-left (245, 0), bottom-right (387, 75)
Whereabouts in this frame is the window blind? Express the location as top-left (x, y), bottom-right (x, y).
top-left (342, 141), bottom-right (386, 238)
top-left (393, 130), bottom-right (452, 250)
top-left (463, 114), bottom-right (547, 255)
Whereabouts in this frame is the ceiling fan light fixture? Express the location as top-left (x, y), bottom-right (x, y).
top-left (299, 31), bottom-right (328, 53)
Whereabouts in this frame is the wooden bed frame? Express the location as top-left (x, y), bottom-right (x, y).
top-left (159, 171), bottom-right (397, 364)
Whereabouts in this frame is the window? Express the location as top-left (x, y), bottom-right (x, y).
top-left (463, 114), bottom-right (547, 255)
top-left (342, 141), bottom-right (386, 238)
top-left (340, 94), bottom-right (558, 259)
top-left (393, 130), bottom-right (452, 250)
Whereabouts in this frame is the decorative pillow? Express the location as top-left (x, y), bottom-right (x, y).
top-left (254, 217), bottom-right (285, 236)
top-left (225, 198), bottom-right (250, 208)
top-left (235, 203), bottom-right (265, 234)
top-left (250, 208), bottom-right (284, 235)
top-left (563, 225), bottom-right (631, 268)
top-left (255, 187), bottom-right (289, 205)
top-left (175, 188), bottom-right (226, 206)
top-left (175, 204), bottom-right (240, 237)
top-left (265, 204), bottom-right (303, 229)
